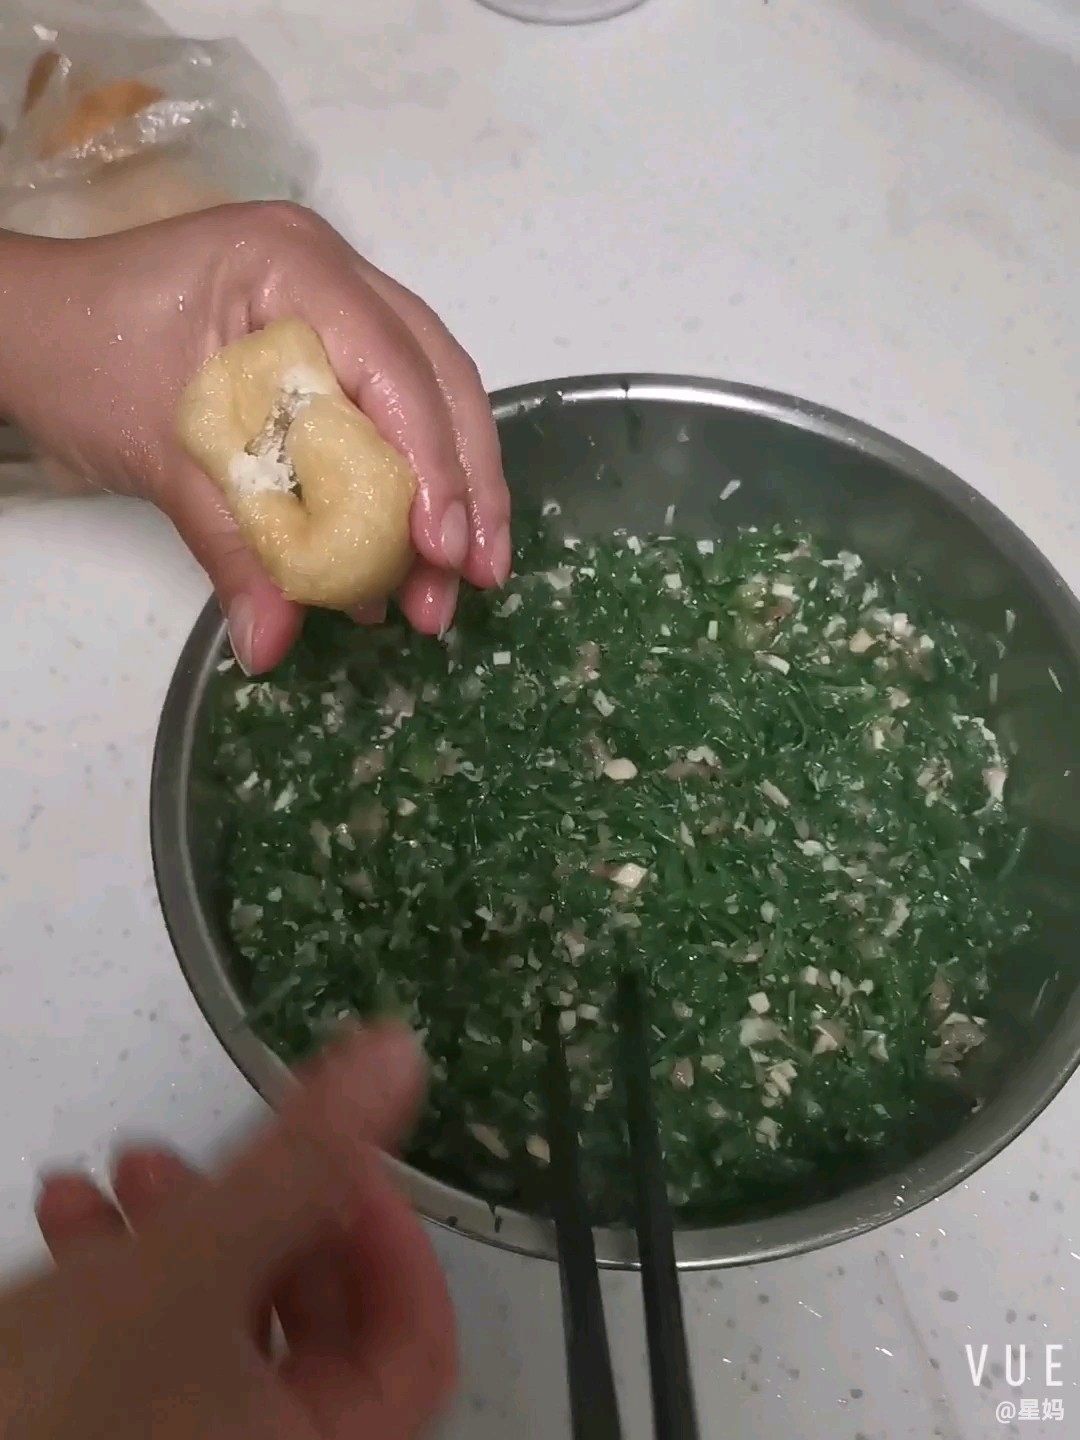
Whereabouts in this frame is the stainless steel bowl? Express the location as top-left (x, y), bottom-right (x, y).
top-left (152, 374), bottom-right (1080, 1269)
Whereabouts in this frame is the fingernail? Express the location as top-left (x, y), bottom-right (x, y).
top-left (437, 574), bottom-right (460, 637)
top-left (439, 501), bottom-right (469, 570)
top-left (110, 1147), bottom-right (187, 1197)
top-left (227, 595), bottom-right (257, 676)
top-left (490, 524), bottom-right (512, 586)
top-left (34, 1167), bottom-right (83, 1200)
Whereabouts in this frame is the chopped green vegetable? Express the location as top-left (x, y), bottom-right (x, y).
top-left (204, 515), bottom-right (1029, 1224)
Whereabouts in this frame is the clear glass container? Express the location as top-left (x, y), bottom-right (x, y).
top-left (476, 0), bottom-right (648, 23)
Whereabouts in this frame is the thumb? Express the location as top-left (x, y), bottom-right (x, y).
top-left (161, 1024), bottom-right (426, 1300)
top-left (158, 460), bottom-right (302, 674)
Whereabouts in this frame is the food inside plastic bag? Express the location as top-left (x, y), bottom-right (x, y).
top-left (0, 2), bottom-right (312, 239)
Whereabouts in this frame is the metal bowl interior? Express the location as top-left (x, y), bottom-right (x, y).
top-left (152, 374), bottom-right (1080, 1269)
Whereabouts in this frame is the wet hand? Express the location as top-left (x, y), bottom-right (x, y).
top-left (0, 204), bottom-right (509, 670)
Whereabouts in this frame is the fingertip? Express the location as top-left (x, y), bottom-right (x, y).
top-left (111, 1147), bottom-right (197, 1216)
top-left (36, 1172), bottom-right (125, 1257)
top-left (303, 1022), bottom-right (426, 1119)
top-left (226, 586), bottom-right (303, 674)
top-left (398, 564), bottom-right (459, 636)
top-left (35, 1171), bottom-right (101, 1218)
top-left (226, 594), bottom-right (257, 675)
top-left (466, 520), bottom-right (511, 589)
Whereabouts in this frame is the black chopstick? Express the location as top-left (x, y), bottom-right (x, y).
top-left (617, 970), bottom-right (701, 1440)
top-left (541, 1004), bottom-right (624, 1440)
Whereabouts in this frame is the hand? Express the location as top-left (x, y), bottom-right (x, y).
top-left (0, 203), bottom-right (510, 672)
top-left (2, 1026), bottom-right (456, 1440)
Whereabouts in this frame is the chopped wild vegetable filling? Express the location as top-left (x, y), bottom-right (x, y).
top-left (206, 517), bottom-right (1030, 1223)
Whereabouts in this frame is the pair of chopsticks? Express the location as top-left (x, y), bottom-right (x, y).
top-left (542, 971), bottom-right (700, 1440)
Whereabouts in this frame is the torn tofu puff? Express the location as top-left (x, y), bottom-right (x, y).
top-left (176, 318), bottom-right (417, 609)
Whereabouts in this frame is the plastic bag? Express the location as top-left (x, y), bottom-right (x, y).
top-left (0, 0), bottom-right (314, 494)
top-left (0, 0), bottom-right (314, 237)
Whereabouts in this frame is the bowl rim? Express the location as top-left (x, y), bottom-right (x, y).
top-left (151, 372), bottom-right (1080, 1269)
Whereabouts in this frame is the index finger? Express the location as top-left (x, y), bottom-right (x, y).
top-left (151, 1024), bottom-right (425, 1299)
top-left (355, 260), bottom-right (510, 590)
top-left (251, 209), bottom-right (472, 578)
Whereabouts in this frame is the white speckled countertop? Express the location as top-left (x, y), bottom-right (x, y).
top-left (1, 1), bottom-right (1079, 1435)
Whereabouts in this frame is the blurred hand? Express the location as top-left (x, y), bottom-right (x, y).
top-left (0, 203), bottom-right (509, 671)
top-left (1, 1025), bottom-right (456, 1440)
